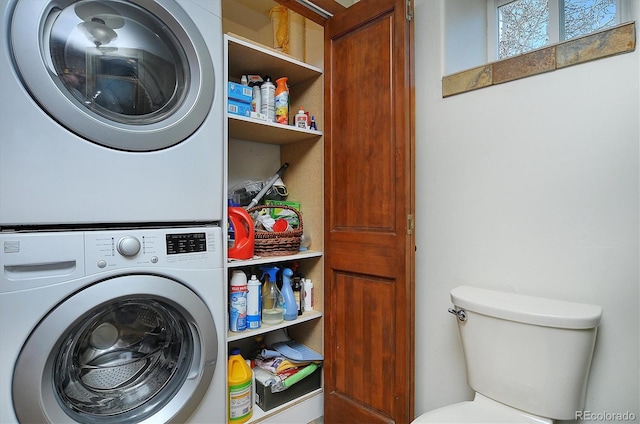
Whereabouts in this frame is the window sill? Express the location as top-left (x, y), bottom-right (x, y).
top-left (442, 22), bottom-right (636, 98)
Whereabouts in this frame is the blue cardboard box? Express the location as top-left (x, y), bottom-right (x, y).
top-left (227, 82), bottom-right (253, 103)
top-left (227, 99), bottom-right (252, 117)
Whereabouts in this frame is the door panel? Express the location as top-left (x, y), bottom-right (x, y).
top-left (324, 0), bottom-right (415, 423)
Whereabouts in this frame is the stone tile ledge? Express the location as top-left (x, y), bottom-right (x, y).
top-left (442, 22), bottom-right (636, 97)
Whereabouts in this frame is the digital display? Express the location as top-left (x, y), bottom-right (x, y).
top-left (166, 232), bottom-right (207, 255)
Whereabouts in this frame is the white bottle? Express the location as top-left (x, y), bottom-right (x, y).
top-left (251, 85), bottom-right (261, 114)
top-left (260, 77), bottom-right (276, 122)
top-left (294, 106), bottom-right (307, 129)
top-left (303, 278), bottom-right (313, 311)
top-left (246, 274), bottom-right (262, 329)
top-left (229, 270), bottom-right (248, 332)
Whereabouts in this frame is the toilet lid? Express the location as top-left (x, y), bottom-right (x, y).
top-left (412, 395), bottom-right (552, 424)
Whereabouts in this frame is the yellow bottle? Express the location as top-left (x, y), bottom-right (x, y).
top-left (228, 348), bottom-right (253, 424)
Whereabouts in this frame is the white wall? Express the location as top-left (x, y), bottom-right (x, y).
top-left (414, 1), bottom-right (640, 422)
top-left (443, 0), bottom-right (486, 74)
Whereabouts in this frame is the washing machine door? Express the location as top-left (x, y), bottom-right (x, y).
top-left (13, 275), bottom-right (218, 423)
top-left (10, 0), bottom-right (215, 151)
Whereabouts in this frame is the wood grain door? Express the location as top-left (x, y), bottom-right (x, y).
top-left (324, 1), bottom-right (415, 422)
top-left (278, 1), bottom-right (415, 422)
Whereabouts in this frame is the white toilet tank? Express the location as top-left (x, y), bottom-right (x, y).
top-left (450, 286), bottom-right (602, 420)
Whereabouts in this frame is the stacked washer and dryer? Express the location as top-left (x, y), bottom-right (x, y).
top-left (1, 0), bottom-right (226, 422)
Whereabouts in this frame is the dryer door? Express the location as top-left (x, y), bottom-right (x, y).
top-left (13, 275), bottom-right (218, 423)
top-left (10, 0), bottom-right (215, 151)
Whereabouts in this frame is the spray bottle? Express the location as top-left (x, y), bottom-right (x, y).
top-left (275, 77), bottom-right (289, 124)
top-left (281, 268), bottom-right (297, 321)
top-left (260, 266), bottom-right (283, 325)
top-left (260, 76), bottom-right (276, 122)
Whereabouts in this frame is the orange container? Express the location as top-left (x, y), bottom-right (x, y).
top-left (228, 207), bottom-right (254, 260)
top-left (275, 77), bottom-right (289, 124)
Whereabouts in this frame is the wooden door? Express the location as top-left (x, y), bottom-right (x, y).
top-left (278, 1), bottom-right (415, 422)
top-left (324, 1), bottom-right (415, 422)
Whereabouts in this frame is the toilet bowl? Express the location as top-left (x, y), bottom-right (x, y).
top-left (413, 286), bottom-right (602, 424)
top-left (414, 394), bottom-right (552, 423)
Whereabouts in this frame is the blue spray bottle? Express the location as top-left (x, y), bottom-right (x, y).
top-left (281, 268), bottom-right (297, 321)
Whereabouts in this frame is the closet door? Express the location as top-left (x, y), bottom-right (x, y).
top-left (324, 1), bottom-right (415, 422)
top-left (277, 0), bottom-right (415, 421)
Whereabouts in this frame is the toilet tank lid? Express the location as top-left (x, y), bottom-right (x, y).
top-left (450, 286), bottom-right (602, 329)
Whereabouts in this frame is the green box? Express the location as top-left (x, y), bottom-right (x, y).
top-left (264, 200), bottom-right (301, 227)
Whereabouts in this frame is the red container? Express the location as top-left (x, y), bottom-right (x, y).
top-left (228, 207), bottom-right (255, 260)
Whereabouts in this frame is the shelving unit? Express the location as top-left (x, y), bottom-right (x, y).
top-left (224, 32), bottom-right (324, 423)
top-left (228, 114), bottom-right (322, 145)
top-left (227, 310), bottom-right (322, 342)
top-left (228, 250), bottom-right (322, 269)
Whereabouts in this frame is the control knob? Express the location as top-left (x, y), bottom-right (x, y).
top-left (117, 236), bottom-right (141, 257)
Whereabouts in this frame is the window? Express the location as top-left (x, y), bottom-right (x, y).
top-left (488, 0), bottom-right (627, 60)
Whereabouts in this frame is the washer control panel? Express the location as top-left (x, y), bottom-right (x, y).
top-left (85, 226), bottom-right (223, 274)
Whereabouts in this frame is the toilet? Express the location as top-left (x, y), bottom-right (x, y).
top-left (414, 285), bottom-right (603, 423)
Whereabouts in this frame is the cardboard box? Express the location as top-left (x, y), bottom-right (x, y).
top-left (227, 82), bottom-right (253, 103)
top-left (254, 367), bottom-right (322, 412)
top-left (227, 99), bottom-right (252, 117)
top-left (264, 200), bottom-right (301, 227)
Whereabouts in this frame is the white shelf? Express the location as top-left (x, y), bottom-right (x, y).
top-left (228, 114), bottom-right (322, 145)
top-left (227, 310), bottom-right (322, 342)
top-left (228, 250), bottom-right (322, 268)
top-left (224, 27), bottom-right (324, 424)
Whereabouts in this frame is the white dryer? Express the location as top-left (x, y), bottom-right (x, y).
top-left (0, 226), bottom-right (226, 423)
top-left (0, 0), bottom-right (224, 226)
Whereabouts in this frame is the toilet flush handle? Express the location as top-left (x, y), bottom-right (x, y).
top-left (448, 307), bottom-right (467, 322)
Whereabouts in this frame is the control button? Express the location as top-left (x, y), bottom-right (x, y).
top-left (97, 260), bottom-right (107, 268)
top-left (117, 236), bottom-right (141, 257)
top-left (151, 256), bottom-right (159, 264)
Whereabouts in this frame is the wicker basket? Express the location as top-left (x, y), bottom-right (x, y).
top-left (247, 205), bottom-right (303, 256)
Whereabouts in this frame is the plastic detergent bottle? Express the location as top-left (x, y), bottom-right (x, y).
top-left (229, 270), bottom-right (247, 332)
top-left (281, 267), bottom-right (297, 321)
top-left (274, 77), bottom-right (289, 124)
top-left (246, 274), bottom-right (262, 329)
top-left (228, 348), bottom-right (253, 424)
top-left (227, 206), bottom-right (254, 260)
top-left (260, 266), bottom-right (284, 324)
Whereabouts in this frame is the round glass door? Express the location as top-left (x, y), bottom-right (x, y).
top-left (10, 0), bottom-right (215, 151)
top-left (54, 298), bottom-right (192, 421)
top-left (13, 275), bottom-right (218, 423)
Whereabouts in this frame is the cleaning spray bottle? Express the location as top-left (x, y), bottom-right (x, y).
top-left (260, 266), bottom-right (283, 325)
top-left (281, 267), bottom-right (297, 321)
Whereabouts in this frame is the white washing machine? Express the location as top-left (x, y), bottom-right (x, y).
top-left (0, 226), bottom-right (226, 423)
top-left (0, 0), bottom-right (224, 226)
